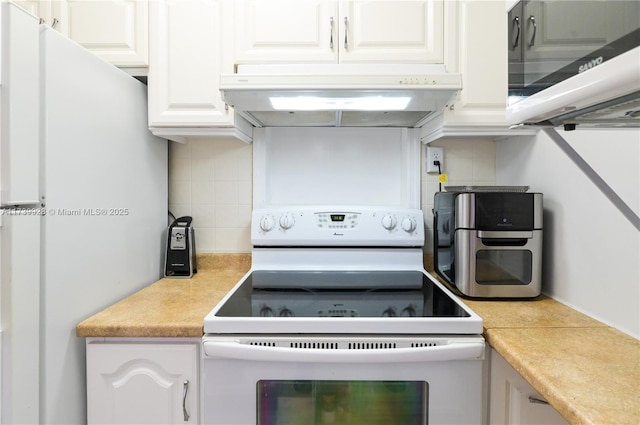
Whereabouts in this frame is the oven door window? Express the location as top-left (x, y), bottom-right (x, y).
top-left (476, 250), bottom-right (532, 285)
top-left (257, 380), bottom-right (428, 425)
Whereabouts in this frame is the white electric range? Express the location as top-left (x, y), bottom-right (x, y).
top-left (202, 128), bottom-right (485, 425)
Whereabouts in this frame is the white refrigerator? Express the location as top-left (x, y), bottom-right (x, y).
top-left (0, 2), bottom-right (168, 424)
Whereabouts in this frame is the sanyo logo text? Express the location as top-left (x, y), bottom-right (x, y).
top-left (579, 56), bottom-right (603, 73)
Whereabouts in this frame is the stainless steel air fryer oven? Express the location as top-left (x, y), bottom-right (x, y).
top-left (434, 189), bottom-right (543, 298)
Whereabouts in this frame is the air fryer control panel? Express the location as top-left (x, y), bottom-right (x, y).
top-left (455, 193), bottom-right (543, 231)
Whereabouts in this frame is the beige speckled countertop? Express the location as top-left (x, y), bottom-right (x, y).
top-left (77, 254), bottom-right (639, 425)
top-left (460, 297), bottom-right (639, 425)
top-left (76, 253), bottom-right (250, 338)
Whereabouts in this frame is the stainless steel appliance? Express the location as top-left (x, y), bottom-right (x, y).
top-left (164, 216), bottom-right (197, 278)
top-left (202, 128), bottom-right (484, 425)
top-left (507, 0), bottom-right (640, 128)
top-left (434, 188), bottom-right (543, 299)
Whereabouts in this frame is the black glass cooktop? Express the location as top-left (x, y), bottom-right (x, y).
top-left (215, 271), bottom-right (470, 319)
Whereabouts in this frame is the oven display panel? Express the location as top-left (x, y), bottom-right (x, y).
top-left (215, 271), bottom-right (469, 319)
top-left (258, 380), bottom-right (427, 425)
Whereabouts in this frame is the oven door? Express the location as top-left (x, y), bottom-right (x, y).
top-left (202, 335), bottom-right (484, 425)
top-left (454, 229), bottom-right (543, 298)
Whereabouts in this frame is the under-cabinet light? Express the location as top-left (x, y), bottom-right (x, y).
top-left (269, 96), bottom-right (411, 111)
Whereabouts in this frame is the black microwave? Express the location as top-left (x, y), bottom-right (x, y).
top-left (508, 0), bottom-right (640, 98)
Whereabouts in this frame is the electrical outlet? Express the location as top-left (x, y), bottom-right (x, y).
top-left (426, 147), bottom-right (444, 173)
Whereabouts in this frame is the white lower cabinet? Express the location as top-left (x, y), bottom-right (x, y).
top-left (86, 339), bottom-right (200, 424)
top-left (489, 348), bottom-right (568, 425)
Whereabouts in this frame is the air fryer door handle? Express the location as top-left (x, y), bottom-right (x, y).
top-left (477, 231), bottom-right (533, 239)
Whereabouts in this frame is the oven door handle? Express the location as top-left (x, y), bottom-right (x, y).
top-left (203, 340), bottom-right (485, 363)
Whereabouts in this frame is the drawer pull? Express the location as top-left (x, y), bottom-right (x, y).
top-left (511, 16), bottom-right (520, 48)
top-left (182, 380), bottom-right (190, 421)
top-left (330, 17), bottom-right (334, 50)
top-left (528, 396), bottom-right (550, 405)
top-left (344, 17), bottom-right (349, 50)
top-left (528, 15), bottom-right (537, 47)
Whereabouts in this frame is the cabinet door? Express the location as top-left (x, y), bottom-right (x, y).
top-left (86, 342), bottom-right (199, 424)
top-left (233, 0), bottom-right (337, 64)
top-left (522, 0), bottom-right (639, 84)
top-left (148, 0), bottom-right (234, 127)
top-left (489, 349), bottom-right (568, 425)
top-left (232, 0), bottom-right (443, 65)
top-left (14, 1), bottom-right (148, 67)
top-left (12, 0), bottom-right (47, 18)
top-left (443, 0), bottom-right (507, 124)
top-left (339, 0), bottom-right (444, 63)
top-left (50, 0), bottom-right (149, 67)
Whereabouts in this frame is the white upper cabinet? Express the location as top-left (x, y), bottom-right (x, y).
top-left (232, 0), bottom-right (336, 63)
top-left (340, 0), bottom-right (443, 63)
top-left (522, 0), bottom-right (638, 62)
top-left (146, 0), bottom-right (252, 143)
top-left (14, 0), bottom-right (149, 68)
top-left (420, 0), bottom-right (536, 142)
top-left (232, 0), bottom-right (444, 64)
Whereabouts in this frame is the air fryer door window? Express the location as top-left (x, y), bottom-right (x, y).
top-left (475, 250), bottom-right (532, 285)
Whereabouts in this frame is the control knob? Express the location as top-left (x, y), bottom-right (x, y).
top-left (401, 305), bottom-right (417, 317)
top-left (279, 213), bottom-right (295, 230)
top-left (259, 215), bottom-right (276, 232)
top-left (279, 307), bottom-right (294, 317)
top-left (401, 216), bottom-right (417, 233)
top-left (259, 306), bottom-right (274, 317)
top-left (382, 307), bottom-right (397, 317)
top-left (381, 214), bottom-right (397, 230)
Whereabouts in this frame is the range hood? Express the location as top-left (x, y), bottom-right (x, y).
top-left (220, 65), bottom-right (461, 128)
top-left (507, 46), bottom-right (640, 130)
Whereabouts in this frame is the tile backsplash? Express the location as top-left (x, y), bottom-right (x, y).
top-left (168, 136), bottom-right (495, 253)
top-left (421, 138), bottom-right (496, 252)
top-left (168, 137), bottom-right (253, 252)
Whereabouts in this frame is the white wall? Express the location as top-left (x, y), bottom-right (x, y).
top-left (496, 128), bottom-right (640, 338)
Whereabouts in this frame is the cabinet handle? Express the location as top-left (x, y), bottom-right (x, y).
top-left (182, 380), bottom-right (190, 421)
top-left (528, 396), bottom-right (550, 405)
top-left (330, 17), bottom-right (334, 50)
top-left (343, 17), bottom-right (349, 50)
top-left (511, 16), bottom-right (520, 48)
top-left (51, 18), bottom-right (59, 29)
top-left (528, 15), bottom-right (537, 47)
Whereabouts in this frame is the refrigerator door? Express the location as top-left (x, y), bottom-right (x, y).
top-left (39, 27), bottom-right (168, 424)
top-left (0, 4), bottom-right (42, 425)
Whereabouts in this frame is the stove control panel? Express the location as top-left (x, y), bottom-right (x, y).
top-left (252, 206), bottom-right (424, 247)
